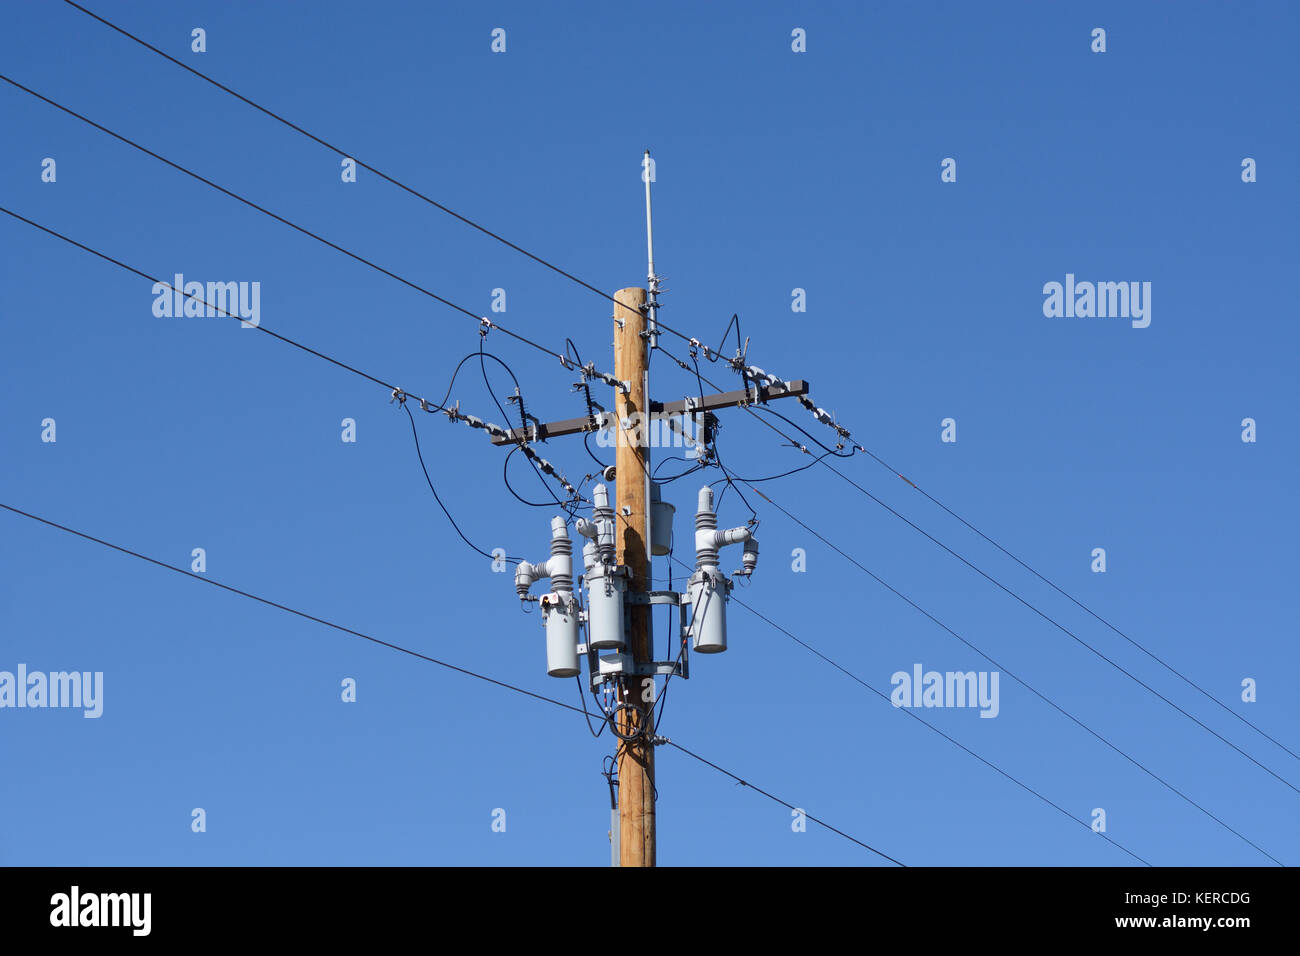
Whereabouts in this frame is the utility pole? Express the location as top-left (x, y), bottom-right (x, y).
top-left (613, 285), bottom-right (655, 867)
top-left (505, 152), bottom-right (808, 868)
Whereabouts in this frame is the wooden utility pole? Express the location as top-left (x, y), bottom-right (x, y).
top-left (613, 285), bottom-right (656, 867)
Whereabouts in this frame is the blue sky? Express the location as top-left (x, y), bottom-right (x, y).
top-left (1, 0), bottom-right (1296, 866)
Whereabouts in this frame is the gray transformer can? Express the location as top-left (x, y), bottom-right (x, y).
top-left (585, 565), bottom-right (626, 651)
top-left (649, 481), bottom-right (676, 557)
top-left (543, 594), bottom-right (580, 677)
top-left (688, 571), bottom-right (731, 653)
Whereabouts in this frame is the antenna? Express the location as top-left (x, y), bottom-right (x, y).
top-left (644, 148), bottom-right (659, 349)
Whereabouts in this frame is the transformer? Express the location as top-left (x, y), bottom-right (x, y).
top-left (686, 486), bottom-right (757, 654)
top-left (515, 515), bottom-right (581, 677)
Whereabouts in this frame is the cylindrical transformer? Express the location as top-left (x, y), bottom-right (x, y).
top-left (689, 571), bottom-right (730, 653)
top-left (542, 594), bottom-right (580, 677)
top-left (585, 565), bottom-right (626, 651)
top-left (649, 481), bottom-right (675, 557)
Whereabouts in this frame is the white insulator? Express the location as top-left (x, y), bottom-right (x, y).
top-left (694, 486), bottom-right (751, 569)
top-left (591, 483), bottom-right (616, 564)
top-left (546, 515), bottom-right (573, 595)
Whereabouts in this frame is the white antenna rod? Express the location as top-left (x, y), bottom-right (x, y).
top-left (644, 148), bottom-right (659, 349)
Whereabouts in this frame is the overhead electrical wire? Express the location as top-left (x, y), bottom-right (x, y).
top-left (729, 353), bottom-right (1299, 765)
top-left (656, 343), bottom-right (1299, 797)
top-left (0, 500), bottom-right (902, 865)
top-left (722, 590), bottom-right (1153, 867)
top-left (43, 151), bottom-right (1263, 857)
top-left (47, 4), bottom-right (717, 352)
top-left (2, 197), bottom-right (1222, 868)
top-left (747, 487), bottom-right (1288, 866)
top-left (857, 441), bottom-right (1300, 764)
top-left (0, 206), bottom-right (407, 397)
top-left (0, 73), bottom-right (615, 378)
top-left (56, 0), bottom-right (1250, 775)
top-left (0, 204), bottom-right (572, 567)
top-left (664, 740), bottom-right (905, 866)
top-left (36, 0), bottom-right (1285, 861)
top-left (55, 1), bottom-right (633, 316)
top-left (811, 455), bottom-right (1300, 797)
top-left (403, 403), bottom-right (523, 565)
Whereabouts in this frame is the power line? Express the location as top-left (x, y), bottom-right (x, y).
top-left (402, 403), bottom-right (522, 565)
top-left (659, 348), bottom-right (1299, 800)
top-left (52, 5), bottom-right (717, 351)
top-left (1, 205), bottom-right (575, 565)
top-left (749, 486), bottom-right (1287, 866)
top-left (645, 521), bottom-right (1152, 864)
top-left (664, 741), bottom-right (905, 866)
top-left (1, 203), bottom-right (551, 453)
top-left (0, 206), bottom-right (534, 440)
top-left (861, 443), bottom-right (1300, 764)
top-left (0, 74), bottom-right (608, 375)
top-left (63, 0), bottom-right (1253, 776)
top-left (0, 500), bottom-right (902, 865)
top-left (2, 212), bottom-right (1206, 865)
top-left (737, 355), bottom-right (1299, 765)
top-left (30, 6), bottom-right (1282, 857)
top-left (724, 592), bottom-right (1154, 867)
top-left (0, 206), bottom-right (403, 394)
top-left (810, 457), bottom-right (1300, 798)
top-left (57, 1), bottom-right (626, 309)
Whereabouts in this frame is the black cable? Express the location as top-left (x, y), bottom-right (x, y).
top-left (748, 403), bottom-right (856, 459)
top-left (0, 205), bottom-right (419, 399)
top-left (724, 591), bottom-right (1153, 867)
top-left (747, 347), bottom-right (1299, 765)
top-left (583, 430), bottom-right (610, 470)
top-left (404, 405), bottom-right (519, 564)
top-left (57, 0), bottom-right (716, 356)
top-left (0, 205), bottom-right (569, 563)
top-left (29, 5), bottom-right (1260, 856)
top-left (707, 451), bottom-right (833, 485)
top-left (503, 446), bottom-right (564, 509)
top-left (749, 487), bottom-right (1288, 866)
top-left (676, 349), bottom-right (1300, 799)
top-left (1, 498), bottom-right (896, 862)
top-left (52, 4), bottom-right (629, 309)
top-left (477, 339), bottom-right (563, 508)
top-left (655, 463), bottom-right (706, 484)
top-left (0, 72), bottom-right (595, 371)
top-left (663, 741), bottom-right (905, 866)
top-left (3, 500), bottom-right (589, 716)
top-left (708, 428), bottom-right (757, 522)
top-left (854, 442), bottom-right (1300, 765)
top-left (577, 675), bottom-right (606, 739)
top-left (707, 313), bottom-right (744, 364)
top-left (809, 456), bottom-right (1300, 800)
